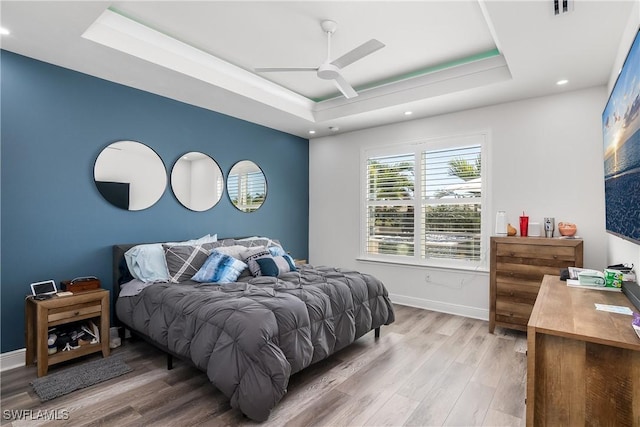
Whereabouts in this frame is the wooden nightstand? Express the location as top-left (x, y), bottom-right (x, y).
top-left (25, 289), bottom-right (110, 377)
top-left (294, 259), bottom-right (307, 266)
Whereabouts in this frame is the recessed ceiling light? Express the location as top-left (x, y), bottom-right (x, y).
top-left (308, 130), bottom-right (316, 135)
top-left (0, 28), bottom-right (10, 36)
top-left (404, 111), bottom-right (413, 116)
top-left (556, 79), bottom-right (569, 86)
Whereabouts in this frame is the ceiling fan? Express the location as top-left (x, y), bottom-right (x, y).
top-left (254, 20), bottom-right (385, 99)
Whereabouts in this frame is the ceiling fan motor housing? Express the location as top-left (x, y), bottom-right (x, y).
top-left (317, 63), bottom-right (341, 80)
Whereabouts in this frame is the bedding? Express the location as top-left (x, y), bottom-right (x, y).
top-left (113, 241), bottom-right (394, 422)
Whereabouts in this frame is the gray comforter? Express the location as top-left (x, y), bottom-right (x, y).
top-left (115, 265), bottom-right (395, 421)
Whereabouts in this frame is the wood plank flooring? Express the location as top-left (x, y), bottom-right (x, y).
top-left (1, 305), bottom-right (527, 426)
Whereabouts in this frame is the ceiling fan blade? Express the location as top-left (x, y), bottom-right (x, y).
top-left (331, 39), bottom-right (385, 69)
top-left (254, 67), bottom-right (318, 73)
top-left (333, 73), bottom-right (358, 99)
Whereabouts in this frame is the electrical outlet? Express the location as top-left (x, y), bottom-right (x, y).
top-left (425, 273), bottom-right (431, 283)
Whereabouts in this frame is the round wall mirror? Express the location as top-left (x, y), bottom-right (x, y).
top-left (171, 152), bottom-right (224, 211)
top-left (227, 160), bottom-right (267, 212)
top-left (93, 140), bottom-right (167, 211)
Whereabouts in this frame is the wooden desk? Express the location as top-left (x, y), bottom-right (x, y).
top-left (527, 275), bottom-right (640, 426)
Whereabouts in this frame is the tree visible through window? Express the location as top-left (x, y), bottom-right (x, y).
top-left (364, 136), bottom-right (484, 266)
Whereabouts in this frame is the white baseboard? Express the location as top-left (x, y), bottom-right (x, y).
top-left (389, 293), bottom-right (489, 321)
top-left (1, 348), bottom-right (25, 372)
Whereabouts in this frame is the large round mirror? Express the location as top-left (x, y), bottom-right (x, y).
top-left (171, 152), bottom-right (224, 211)
top-left (94, 140), bottom-right (167, 211)
top-left (227, 160), bottom-right (267, 212)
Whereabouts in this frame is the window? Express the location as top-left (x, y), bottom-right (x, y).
top-left (363, 133), bottom-right (486, 268)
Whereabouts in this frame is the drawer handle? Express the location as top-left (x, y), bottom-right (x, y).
top-left (74, 311), bottom-right (80, 316)
top-left (509, 291), bottom-right (514, 296)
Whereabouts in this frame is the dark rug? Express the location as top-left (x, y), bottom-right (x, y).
top-left (30, 356), bottom-right (132, 401)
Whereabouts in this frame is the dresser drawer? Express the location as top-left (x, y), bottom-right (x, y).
top-left (496, 280), bottom-right (539, 302)
top-left (495, 242), bottom-right (578, 262)
top-left (495, 262), bottom-right (564, 281)
top-left (495, 299), bottom-right (534, 326)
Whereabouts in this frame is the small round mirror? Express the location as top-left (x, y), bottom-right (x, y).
top-left (171, 152), bottom-right (224, 211)
top-left (227, 160), bottom-right (267, 212)
top-left (94, 140), bottom-right (167, 211)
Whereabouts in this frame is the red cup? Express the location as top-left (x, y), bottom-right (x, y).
top-left (520, 216), bottom-right (529, 237)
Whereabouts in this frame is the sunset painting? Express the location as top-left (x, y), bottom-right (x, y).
top-left (602, 29), bottom-right (640, 244)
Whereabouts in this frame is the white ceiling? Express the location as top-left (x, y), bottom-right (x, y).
top-left (0, 1), bottom-right (635, 139)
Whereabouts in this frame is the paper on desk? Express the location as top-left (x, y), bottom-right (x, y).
top-left (594, 303), bottom-right (634, 315)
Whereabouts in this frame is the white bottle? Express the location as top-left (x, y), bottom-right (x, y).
top-left (495, 211), bottom-right (507, 236)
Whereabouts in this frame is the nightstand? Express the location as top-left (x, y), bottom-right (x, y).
top-left (25, 289), bottom-right (110, 377)
top-left (294, 259), bottom-right (307, 266)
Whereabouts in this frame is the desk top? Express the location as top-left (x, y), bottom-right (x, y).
top-left (529, 275), bottom-right (640, 351)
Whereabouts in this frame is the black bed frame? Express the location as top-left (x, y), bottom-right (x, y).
top-left (112, 243), bottom-right (381, 371)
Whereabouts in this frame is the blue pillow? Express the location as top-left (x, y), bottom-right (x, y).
top-left (268, 246), bottom-right (287, 257)
top-left (255, 255), bottom-right (297, 277)
top-left (192, 251), bottom-right (247, 283)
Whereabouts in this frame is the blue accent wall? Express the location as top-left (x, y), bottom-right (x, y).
top-left (0, 51), bottom-right (309, 353)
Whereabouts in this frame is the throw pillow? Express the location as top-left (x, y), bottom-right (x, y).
top-left (256, 254), bottom-right (297, 277)
top-left (241, 247), bottom-right (271, 276)
top-left (213, 245), bottom-right (250, 260)
top-left (164, 243), bottom-right (217, 283)
top-left (192, 251), bottom-right (247, 283)
top-left (268, 246), bottom-right (287, 257)
top-left (123, 234), bottom-right (218, 283)
top-left (124, 244), bottom-right (170, 283)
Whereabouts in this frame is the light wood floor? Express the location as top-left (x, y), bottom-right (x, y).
top-left (1, 305), bottom-right (527, 426)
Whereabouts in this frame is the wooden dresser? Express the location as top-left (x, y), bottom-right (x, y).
top-left (527, 275), bottom-right (640, 426)
top-left (489, 237), bottom-right (583, 333)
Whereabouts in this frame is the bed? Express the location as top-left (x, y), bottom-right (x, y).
top-left (112, 237), bottom-right (395, 421)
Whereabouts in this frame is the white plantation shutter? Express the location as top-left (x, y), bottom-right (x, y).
top-left (363, 134), bottom-right (485, 267)
top-left (422, 145), bottom-right (482, 261)
top-left (366, 154), bottom-right (415, 256)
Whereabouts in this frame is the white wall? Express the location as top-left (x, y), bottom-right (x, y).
top-left (606, 2), bottom-right (640, 271)
top-left (309, 86), bottom-right (609, 319)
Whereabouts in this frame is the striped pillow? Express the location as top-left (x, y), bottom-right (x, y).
top-left (164, 243), bottom-right (217, 283)
top-left (255, 255), bottom-right (297, 277)
top-left (241, 247), bottom-right (271, 277)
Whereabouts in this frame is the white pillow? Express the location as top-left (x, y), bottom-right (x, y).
top-left (125, 234), bottom-right (218, 283)
top-left (167, 234), bottom-right (217, 245)
top-left (213, 245), bottom-right (251, 260)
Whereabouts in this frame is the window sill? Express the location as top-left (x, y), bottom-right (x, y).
top-left (356, 256), bottom-right (489, 274)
